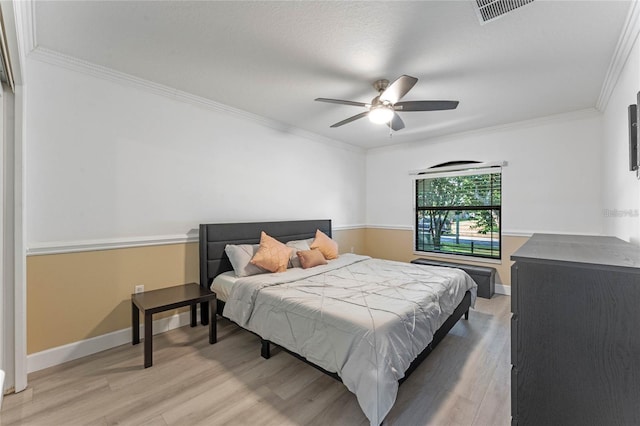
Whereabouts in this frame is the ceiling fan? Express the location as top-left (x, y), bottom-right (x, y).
top-left (315, 75), bottom-right (459, 131)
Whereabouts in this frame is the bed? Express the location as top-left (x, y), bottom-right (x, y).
top-left (199, 219), bottom-right (476, 425)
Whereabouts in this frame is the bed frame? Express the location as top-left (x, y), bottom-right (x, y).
top-left (198, 219), bottom-right (472, 384)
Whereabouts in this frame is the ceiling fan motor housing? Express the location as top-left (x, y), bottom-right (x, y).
top-left (373, 79), bottom-right (390, 93)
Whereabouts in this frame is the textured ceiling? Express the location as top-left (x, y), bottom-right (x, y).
top-left (34, 1), bottom-right (632, 149)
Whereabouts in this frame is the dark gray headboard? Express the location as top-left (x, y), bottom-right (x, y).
top-left (199, 219), bottom-right (332, 288)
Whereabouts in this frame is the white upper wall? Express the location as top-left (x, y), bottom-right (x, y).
top-left (26, 58), bottom-right (366, 246)
top-left (601, 34), bottom-right (640, 244)
top-left (26, 25), bottom-right (639, 247)
top-left (366, 111), bottom-right (604, 235)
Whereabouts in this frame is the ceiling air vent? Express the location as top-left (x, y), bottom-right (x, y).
top-left (474, 0), bottom-right (535, 24)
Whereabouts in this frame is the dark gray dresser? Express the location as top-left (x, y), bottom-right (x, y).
top-left (511, 234), bottom-right (640, 425)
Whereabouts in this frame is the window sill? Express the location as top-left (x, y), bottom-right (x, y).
top-left (413, 250), bottom-right (502, 265)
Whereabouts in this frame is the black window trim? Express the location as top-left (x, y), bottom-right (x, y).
top-left (412, 163), bottom-right (503, 261)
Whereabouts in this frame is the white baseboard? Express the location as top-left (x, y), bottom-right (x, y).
top-left (27, 310), bottom-right (196, 373)
top-left (28, 283), bottom-right (510, 373)
top-left (494, 284), bottom-right (511, 296)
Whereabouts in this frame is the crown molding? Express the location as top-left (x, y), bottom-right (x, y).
top-left (596, 0), bottom-right (640, 111)
top-left (28, 47), bottom-right (364, 154)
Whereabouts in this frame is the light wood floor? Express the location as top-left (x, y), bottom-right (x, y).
top-left (1, 295), bottom-right (510, 426)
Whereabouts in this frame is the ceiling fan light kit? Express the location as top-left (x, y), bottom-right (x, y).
top-left (369, 105), bottom-right (394, 124)
top-left (315, 75), bottom-right (459, 131)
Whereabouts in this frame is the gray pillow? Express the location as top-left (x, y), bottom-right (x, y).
top-left (286, 239), bottom-right (311, 268)
top-left (224, 244), bottom-right (267, 277)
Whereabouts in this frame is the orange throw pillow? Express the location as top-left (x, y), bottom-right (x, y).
top-left (250, 231), bottom-right (292, 273)
top-left (310, 229), bottom-right (339, 260)
top-left (297, 249), bottom-right (328, 269)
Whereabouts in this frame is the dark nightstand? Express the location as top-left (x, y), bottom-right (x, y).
top-left (131, 283), bottom-right (217, 368)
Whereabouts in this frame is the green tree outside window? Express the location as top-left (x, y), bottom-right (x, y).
top-left (415, 171), bottom-right (501, 259)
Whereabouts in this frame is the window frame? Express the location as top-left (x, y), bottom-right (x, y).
top-left (412, 166), bottom-right (502, 261)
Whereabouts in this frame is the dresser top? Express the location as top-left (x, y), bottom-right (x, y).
top-left (511, 233), bottom-right (640, 270)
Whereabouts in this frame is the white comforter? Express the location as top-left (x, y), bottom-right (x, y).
top-left (223, 254), bottom-right (477, 425)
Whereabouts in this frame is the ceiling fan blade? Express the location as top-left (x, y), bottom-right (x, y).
top-left (388, 113), bottom-right (405, 131)
top-left (379, 75), bottom-right (418, 104)
top-left (394, 100), bottom-right (459, 111)
top-left (315, 98), bottom-right (368, 108)
top-left (330, 111), bottom-right (369, 128)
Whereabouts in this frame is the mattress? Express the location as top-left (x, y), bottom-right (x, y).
top-left (223, 254), bottom-right (477, 425)
top-left (211, 271), bottom-right (238, 302)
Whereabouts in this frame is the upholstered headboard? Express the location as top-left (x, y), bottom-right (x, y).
top-left (198, 219), bottom-right (332, 289)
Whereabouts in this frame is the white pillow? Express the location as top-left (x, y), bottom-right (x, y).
top-left (286, 239), bottom-right (311, 268)
top-left (224, 244), bottom-right (267, 277)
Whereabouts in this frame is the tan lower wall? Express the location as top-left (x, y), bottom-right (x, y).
top-left (26, 228), bottom-right (366, 355)
top-left (333, 227), bottom-right (367, 255)
top-left (363, 228), bottom-right (528, 287)
top-left (27, 227), bottom-right (515, 355)
top-left (27, 243), bottom-right (200, 354)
